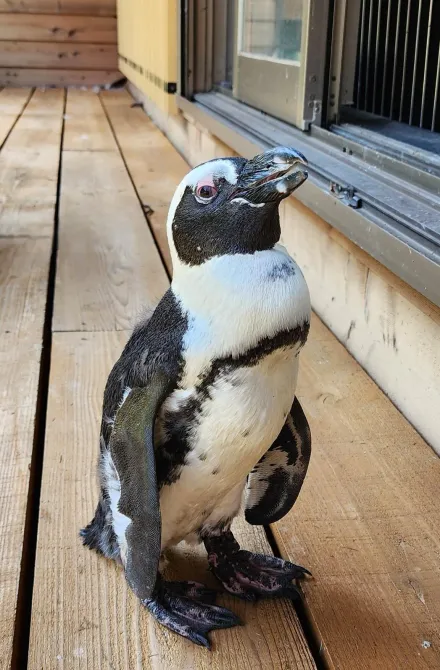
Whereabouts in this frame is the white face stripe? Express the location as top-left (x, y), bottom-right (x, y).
top-left (230, 197), bottom-right (265, 208)
top-left (166, 159), bottom-right (239, 271)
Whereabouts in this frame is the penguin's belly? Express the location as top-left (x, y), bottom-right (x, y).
top-left (158, 347), bottom-right (299, 548)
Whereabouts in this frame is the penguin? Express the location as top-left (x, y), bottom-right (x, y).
top-left (81, 146), bottom-right (312, 648)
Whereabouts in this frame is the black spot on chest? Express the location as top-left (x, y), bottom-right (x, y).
top-left (267, 261), bottom-right (295, 281)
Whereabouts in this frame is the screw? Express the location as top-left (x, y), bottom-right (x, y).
top-left (310, 75), bottom-right (317, 83)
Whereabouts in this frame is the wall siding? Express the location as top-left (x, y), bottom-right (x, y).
top-left (117, 0), bottom-right (178, 115)
top-left (0, 4), bottom-right (119, 87)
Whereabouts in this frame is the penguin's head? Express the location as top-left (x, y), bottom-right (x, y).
top-left (167, 147), bottom-right (308, 269)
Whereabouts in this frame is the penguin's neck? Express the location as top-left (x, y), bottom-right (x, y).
top-left (171, 244), bottom-right (311, 361)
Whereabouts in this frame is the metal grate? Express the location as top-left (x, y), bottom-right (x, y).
top-left (354, 0), bottom-right (440, 132)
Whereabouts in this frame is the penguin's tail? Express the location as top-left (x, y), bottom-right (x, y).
top-left (80, 498), bottom-right (121, 562)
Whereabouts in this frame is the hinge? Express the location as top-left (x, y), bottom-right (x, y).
top-left (329, 182), bottom-right (362, 209)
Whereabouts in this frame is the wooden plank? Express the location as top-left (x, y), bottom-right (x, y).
top-left (0, 87), bottom-right (31, 147)
top-left (0, 0), bottom-right (116, 15)
top-left (0, 14), bottom-right (117, 43)
top-left (0, 67), bottom-right (120, 87)
top-left (0, 41), bottom-right (117, 70)
top-left (0, 102), bottom-right (60, 670)
top-left (0, 237), bottom-right (52, 332)
top-left (54, 149), bottom-right (169, 331)
top-left (102, 90), bottom-right (190, 275)
top-left (272, 314), bottom-right (440, 669)
top-left (0, 240), bottom-right (53, 668)
top-left (64, 88), bottom-right (116, 151)
top-left (28, 330), bottom-right (316, 669)
top-left (0, 88), bottom-right (64, 237)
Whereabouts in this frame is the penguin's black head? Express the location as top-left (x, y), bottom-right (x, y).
top-left (167, 147), bottom-right (308, 268)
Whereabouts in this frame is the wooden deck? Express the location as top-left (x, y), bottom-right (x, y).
top-left (1, 87), bottom-right (439, 669)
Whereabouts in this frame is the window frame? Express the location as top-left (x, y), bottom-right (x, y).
top-left (178, 0), bottom-right (440, 309)
top-left (233, 0), bottom-right (330, 129)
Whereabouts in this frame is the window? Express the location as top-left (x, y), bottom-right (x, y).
top-left (183, 0), bottom-right (329, 128)
top-left (179, 0), bottom-right (440, 308)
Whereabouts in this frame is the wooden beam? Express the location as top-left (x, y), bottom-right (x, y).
top-left (0, 14), bottom-right (117, 44)
top-left (0, 0), bottom-right (116, 15)
top-left (0, 88), bottom-right (64, 237)
top-left (0, 42), bottom-right (117, 70)
top-left (0, 67), bottom-right (120, 87)
top-left (64, 89), bottom-right (116, 151)
top-left (0, 87), bottom-right (62, 668)
top-left (273, 313), bottom-right (440, 669)
top-left (0, 87), bottom-right (31, 147)
top-left (101, 90), bottom-right (190, 275)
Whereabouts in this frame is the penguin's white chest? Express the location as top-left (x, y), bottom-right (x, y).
top-left (157, 245), bottom-right (310, 549)
top-left (159, 347), bottom-right (299, 548)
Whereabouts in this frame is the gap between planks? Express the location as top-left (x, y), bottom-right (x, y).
top-left (0, 88), bottom-right (65, 670)
top-left (0, 87), bottom-right (32, 149)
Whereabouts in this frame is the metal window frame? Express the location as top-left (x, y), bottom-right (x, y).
top-left (234, 0), bottom-right (330, 129)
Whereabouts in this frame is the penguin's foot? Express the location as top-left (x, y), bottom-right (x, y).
top-left (204, 530), bottom-right (311, 601)
top-left (143, 579), bottom-right (241, 648)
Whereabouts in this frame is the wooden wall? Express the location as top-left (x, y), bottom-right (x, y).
top-left (0, 0), bottom-right (120, 87)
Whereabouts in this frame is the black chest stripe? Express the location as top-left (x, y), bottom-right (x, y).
top-left (157, 320), bottom-right (310, 488)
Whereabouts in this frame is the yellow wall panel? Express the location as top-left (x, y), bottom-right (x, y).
top-left (117, 0), bottom-right (177, 114)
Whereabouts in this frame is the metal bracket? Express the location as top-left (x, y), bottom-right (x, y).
top-left (329, 181), bottom-right (362, 209)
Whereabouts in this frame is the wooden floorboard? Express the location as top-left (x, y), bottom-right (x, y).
top-left (101, 90), bottom-right (190, 275)
top-left (64, 89), bottom-right (116, 152)
top-left (0, 87), bottom-right (31, 148)
top-left (0, 88), bottom-right (62, 668)
top-left (53, 149), bottom-right (169, 331)
top-left (273, 314), bottom-right (440, 669)
top-left (0, 88), bottom-right (64, 237)
top-left (54, 89), bottom-right (168, 331)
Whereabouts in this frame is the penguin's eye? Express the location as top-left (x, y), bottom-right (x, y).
top-left (195, 180), bottom-right (218, 204)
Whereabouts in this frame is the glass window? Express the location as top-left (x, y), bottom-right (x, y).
top-left (240, 0), bottom-right (303, 64)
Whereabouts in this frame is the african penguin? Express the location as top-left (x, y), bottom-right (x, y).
top-left (81, 146), bottom-right (312, 648)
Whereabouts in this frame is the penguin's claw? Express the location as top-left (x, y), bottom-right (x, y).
top-left (144, 580), bottom-right (241, 648)
top-left (205, 532), bottom-right (310, 601)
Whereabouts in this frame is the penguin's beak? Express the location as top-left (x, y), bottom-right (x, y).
top-left (232, 147), bottom-right (308, 204)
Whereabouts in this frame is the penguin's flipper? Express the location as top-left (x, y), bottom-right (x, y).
top-left (245, 397), bottom-right (311, 526)
top-left (109, 376), bottom-right (241, 648)
top-left (108, 371), bottom-right (171, 601)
